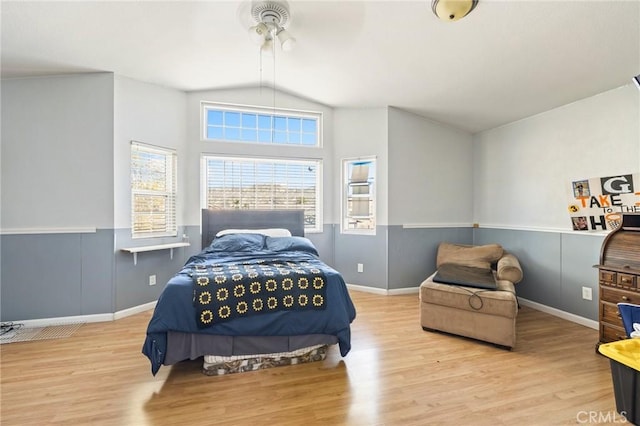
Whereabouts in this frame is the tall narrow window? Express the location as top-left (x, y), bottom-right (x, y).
top-left (131, 141), bottom-right (177, 238)
top-left (203, 155), bottom-right (322, 232)
top-left (342, 157), bottom-right (376, 234)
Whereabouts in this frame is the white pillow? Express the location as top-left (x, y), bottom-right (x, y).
top-left (215, 228), bottom-right (292, 238)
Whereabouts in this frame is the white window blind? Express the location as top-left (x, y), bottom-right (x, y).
top-left (203, 156), bottom-right (321, 232)
top-left (131, 141), bottom-right (177, 238)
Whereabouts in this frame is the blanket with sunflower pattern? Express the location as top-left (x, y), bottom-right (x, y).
top-left (191, 258), bottom-right (327, 328)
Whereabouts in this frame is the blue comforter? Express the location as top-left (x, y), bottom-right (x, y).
top-left (142, 234), bottom-right (356, 375)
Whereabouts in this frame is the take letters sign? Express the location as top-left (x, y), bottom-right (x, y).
top-left (568, 173), bottom-right (640, 231)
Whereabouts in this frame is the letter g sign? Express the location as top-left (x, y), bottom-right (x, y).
top-left (601, 174), bottom-right (634, 195)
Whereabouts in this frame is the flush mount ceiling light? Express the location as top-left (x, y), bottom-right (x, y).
top-left (432, 0), bottom-right (478, 22)
top-left (248, 0), bottom-right (296, 53)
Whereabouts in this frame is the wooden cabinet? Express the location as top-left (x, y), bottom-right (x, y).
top-left (596, 213), bottom-right (640, 345)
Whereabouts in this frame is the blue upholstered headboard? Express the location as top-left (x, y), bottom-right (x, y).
top-left (201, 209), bottom-right (305, 249)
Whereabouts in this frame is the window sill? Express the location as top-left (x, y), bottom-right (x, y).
top-left (121, 242), bottom-right (190, 265)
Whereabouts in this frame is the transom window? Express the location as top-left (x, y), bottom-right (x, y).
top-left (202, 103), bottom-right (321, 146)
top-left (202, 155), bottom-right (322, 232)
top-left (130, 141), bottom-right (177, 238)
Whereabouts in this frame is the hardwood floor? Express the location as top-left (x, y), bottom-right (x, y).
top-left (0, 290), bottom-right (619, 426)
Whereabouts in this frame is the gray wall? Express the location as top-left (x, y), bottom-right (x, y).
top-left (1, 73), bottom-right (114, 229)
top-left (1, 230), bottom-right (113, 320)
top-left (113, 76), bottom-right (188, 311)
top-left (1, 74), bottom-right (116, 321)
top-left (1, 74), bottom-right (637, 324)
top-left (0, 74), bottom-right (192, 320)
top-left (473, 228), bottom-right (603, 321)
top-left (471, 83), bottom-right (639, 321)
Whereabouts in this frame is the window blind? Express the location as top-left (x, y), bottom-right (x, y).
top-left (131, 141), bottom-right (177, 238)
top-left (203, 156), bottom-right (321, 231)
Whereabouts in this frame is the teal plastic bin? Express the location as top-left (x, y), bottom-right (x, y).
top-left (599, 339), bottom-right (640, 425)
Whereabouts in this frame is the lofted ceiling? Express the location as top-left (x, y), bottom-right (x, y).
top-left (2, 0), bottom-right (639, 133)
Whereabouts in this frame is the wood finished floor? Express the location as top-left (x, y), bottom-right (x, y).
top-left (0, 290), bottom-right (618, 426)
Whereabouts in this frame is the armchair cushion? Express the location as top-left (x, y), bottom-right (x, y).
top-left (436, 242), bottom-right (504, 270)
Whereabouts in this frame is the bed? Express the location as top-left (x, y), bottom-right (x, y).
top-left (141, 209), bottom-right (356, 376)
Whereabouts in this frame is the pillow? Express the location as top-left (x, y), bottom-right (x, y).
top-left (436, 242), bottom-right (503, 270)
top-left (496, 253), bottom-right (523, 284)
top-left (215, 228), bottom-right (292, 238)
top-left (265, 236), bottom-right (319, 256)
top-left (433, 263), bottom-right (497, 290)
top-left (206, 233), bottom-right (265, 253)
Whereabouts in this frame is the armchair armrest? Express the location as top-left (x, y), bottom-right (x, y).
top-left (496, 253), bottom-right (523, 284)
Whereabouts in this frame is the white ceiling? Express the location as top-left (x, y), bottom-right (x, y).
top-left (2, 0), bottom-right (639, 133)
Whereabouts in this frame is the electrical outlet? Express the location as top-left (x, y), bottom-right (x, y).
top-left (582, 286), bottom-right (592, 301)
top-left (149, 275), bottom-right (157, 286)
top-left (357, 263), bottom-right (364, 273)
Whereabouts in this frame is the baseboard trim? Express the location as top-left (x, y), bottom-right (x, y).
top-left (4, 296), bottom-right (596, 331)
top-left (346, 284), bottom-right (419, 296)
top-left (346, 285), bottom-right (597, 329)
top-left (113, 301), bottom-right (157, 320)
top-left (346, 283), bottom-right (388, 295)
top-left (7, 313), bottom-right (114, 328)
top-left (518, 297), bottom-right (599, 330)
top-left (4, 301), bottom-right (158, 328)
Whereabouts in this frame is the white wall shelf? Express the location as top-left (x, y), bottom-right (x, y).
top-left (121, 242), bottom-right (190, 265)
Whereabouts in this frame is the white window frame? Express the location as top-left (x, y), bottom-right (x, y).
top-left (342, 156), bottom-right (376, 235)
top-left (201, 155), bottom-right (323, 233)
top-left (130, 141), bottom-right (177, 239)
top-left (201, 101), bottom-right (322, 148)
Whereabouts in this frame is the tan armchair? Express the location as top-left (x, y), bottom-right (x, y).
top-left (419, 242), bottom-right (523, 349)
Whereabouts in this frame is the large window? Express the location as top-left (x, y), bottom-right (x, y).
top-left (131, 141), bottom-right (177, 238)
top-left (342, 157), bottom-right (376, 234)
top-left (203, 156), bottom-right (322, 232)
top-left (202, 102), bottom-right (321, 146)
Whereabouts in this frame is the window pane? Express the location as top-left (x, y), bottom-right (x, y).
top-left (343, 158), bottom-right (375, 234)
top-left (225, 127), bottom-right (241, 140)
top-left (288, 132), bottom-right (301, 144)
top-left (204, 156), bottom-right (320, 231)
top-left (225, 112), bottom-right (241, 127)
top-left (301, 133), bottom-right (316, 145)
top-left (241, 129), bottom-right (257, 142)
top-left (207, 126), bottom-right (223, 140)
top-left (273, 131), bottom-right (287, 143)
top-left (258, 130), bottom-right (272, 143)
top-left (242, 113), bottom-right (257, 129)
top-left (131, 142), bottom-right (177, 238)
top-left (207, 110), bottom-right (223, 125)
top-left (258, 115), bottom-right (272, 129)
top-left (288, 118), bottom-right (301, 132)
top-left (302, 119), bottom-right (316, 133)
top-left (274, 116), bottom-right (287, 131)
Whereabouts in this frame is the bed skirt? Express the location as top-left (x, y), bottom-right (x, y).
top-left (202, 344), bottom-right (329, 376)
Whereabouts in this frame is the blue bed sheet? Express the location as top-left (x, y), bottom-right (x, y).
top-left (141, 237), bottom-right (356, 375)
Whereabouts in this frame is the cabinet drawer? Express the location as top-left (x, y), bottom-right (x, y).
top-left (617, 273), bottom-right (636, 290)
top-left (600, 323), bottom-right (628, 343)
top-left (600, 302), bottom-right (624, 326)
top-left (599, 270), bottom-right (616, 284)
top-left (600, 287), bottom-right (640, 304)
